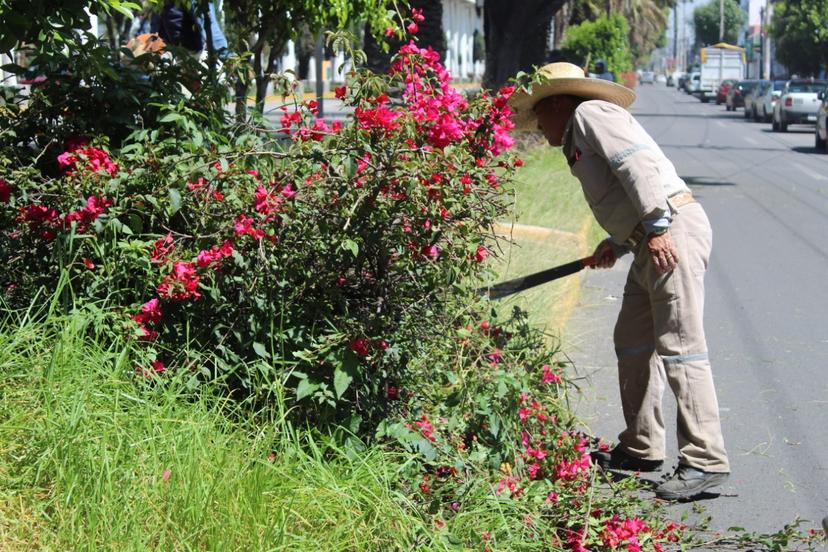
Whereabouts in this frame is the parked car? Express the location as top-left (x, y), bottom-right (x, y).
top-left (744, 80), bottom-right (770, 120)
top-left (667, 71), bottom-right (682, 87)
top-left (772, 78), bottom-right (827, 132)
top-left (815, 86), bottom-right (828, 152)
top-left (758, 80), bottom-right (787, 122)
top-left (716, 79), bottom-right (737, 105)
top-left (725, 80), bottom-right (759, 111)
top-left (677, 72), bottom-right (690, 90)
top-left (640, 70), bottom-right (655, 84)
top-left (687, 72), bottom-right (701, 94)
top-left (655, 73), bottom-right (667, 84)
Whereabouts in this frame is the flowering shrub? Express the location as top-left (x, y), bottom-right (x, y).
top-left (0, 37), bottom-right (517, 429)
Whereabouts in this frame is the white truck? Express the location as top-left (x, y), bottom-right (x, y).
top-left (696, 43), bottom-right (745, 103)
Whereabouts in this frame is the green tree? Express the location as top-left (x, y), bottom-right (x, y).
top-left (692, 0), bottom-right (745, 47)
top-left (0, 0), bottom-right (139, 50)
top-left (771, 0), bottom-right (828, 77)
top-left (223, 0), bottom-right (394, 116)
top-left (560, 13), bottom-right (634, 79)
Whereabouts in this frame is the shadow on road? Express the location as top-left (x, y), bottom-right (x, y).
top-left (682, 176), bottom-right (736, 187)
top-left (791, 146), bottom-right (827, 155)
top-left (760, 127), bottom-right (814, 134)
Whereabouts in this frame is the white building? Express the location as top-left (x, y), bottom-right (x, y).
top-left (442, 0), bottom-right (484, 81)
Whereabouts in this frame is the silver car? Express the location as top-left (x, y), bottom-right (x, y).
top-left (773, 79), bottom-right (827, 132)
top-left (758, 80), bottom-right (787, 123)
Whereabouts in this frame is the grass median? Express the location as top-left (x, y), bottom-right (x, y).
top-left (486, 139), bottom-right (603, 334)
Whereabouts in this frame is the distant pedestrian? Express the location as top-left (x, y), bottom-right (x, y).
top-left (151, 2), bottom-right (231, 61)
top-left (590, 60), bottom-right (615, 82)
top-left (509, 62), bottom-right (731, 501)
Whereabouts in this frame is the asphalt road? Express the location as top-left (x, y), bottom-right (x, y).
top-left (567, 84), bottom-right (828, 535)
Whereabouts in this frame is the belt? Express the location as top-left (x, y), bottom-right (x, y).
top-left (624, 191), bottom-right (697, 248)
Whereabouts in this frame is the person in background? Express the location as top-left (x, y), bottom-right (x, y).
top-left (509, 62), bottom-right (731, 501)
top-left (151, 1), bottom-right (231, 61)
top-left (591, 60), bottom-right (615, 82)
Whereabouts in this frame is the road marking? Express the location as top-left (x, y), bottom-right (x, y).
top-left (715, 120), bottom-right (726, 128)
top-left (796, 164), bottom-right (828, 181)
top-left (744, 136), bottom-right (759, 145)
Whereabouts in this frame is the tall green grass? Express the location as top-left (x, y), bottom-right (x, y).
top-left (0, 310), bottom-right (560, 551)
top-left (0, 311), bottom-right (435, 551)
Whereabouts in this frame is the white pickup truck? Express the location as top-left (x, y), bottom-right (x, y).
top-left (697, 45), bottom-right (745, 103)
top-left (772, 79), bottom-right (828, 132)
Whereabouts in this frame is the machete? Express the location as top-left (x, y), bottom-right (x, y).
top-left (479, 256), bottom-right (595, 300)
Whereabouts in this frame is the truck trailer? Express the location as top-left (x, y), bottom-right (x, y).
top-left (696, 43), bottom-right (746, 103)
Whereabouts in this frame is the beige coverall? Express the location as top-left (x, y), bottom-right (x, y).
top-left (563, 100), bottom-right (730, 473)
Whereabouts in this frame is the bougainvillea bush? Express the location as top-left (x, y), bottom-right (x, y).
top-left (0, 35), bottom-right (519, 426)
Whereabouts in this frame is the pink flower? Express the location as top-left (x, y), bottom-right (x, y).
top-left (196, 240), bottom-right (234, 269)
top-left (157, 262), bottom-right (201, 301)
top-left (384, 27), bottom-right (395, 37)
top-left (474, 245), bottom-right (489, 263)
top-left (420, 244), bottom-right (439, 259)
top-left (542, 364), bottom-right (562, 384)
top-left (234, 214), bottom-right (265, 240)
top-left (161, 468), bottom-right (171, 481)
top-left (414, 415), bottom-right (436, 442)
top-left (82, 258), bottom-right (95, 270)
top-left (0, 178), bottom-right (11, 203)
top-left (545, 491), bottom-right (558, 504)
top-left (139, 298), bottom-right (163, 324)
top-left (411, 7), bottom-right (425, 22)
top-left (64, 195), bottom-right (112, 230)
top-left (407, 22), bottom-right (419, 34)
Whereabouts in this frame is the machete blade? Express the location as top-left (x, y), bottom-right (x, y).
top-left (479, 257), bottom-right (593, 300)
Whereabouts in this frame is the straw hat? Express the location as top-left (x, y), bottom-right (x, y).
top-left (508, 62), bottom-right (636, 130)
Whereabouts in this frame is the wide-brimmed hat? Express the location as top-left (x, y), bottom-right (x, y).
top-left (508, 62), bottom-right (636, 130)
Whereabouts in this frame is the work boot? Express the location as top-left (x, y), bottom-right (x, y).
top-left (591, 446), bottom-right (663, 472)
top-left (655, 465), bottom-right (729, 501)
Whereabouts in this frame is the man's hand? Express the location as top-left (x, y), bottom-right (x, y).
top-left (647, 229), bottom-right (679, 274)
top-left (591, 239), bottom-right (617, 269)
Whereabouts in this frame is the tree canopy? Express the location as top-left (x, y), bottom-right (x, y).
top-left (692, 0), bottom-right (745, 47)
top-left (771, 0), bottom-right (828, 76)
top-left (560, 14), bottom-right (633, 79)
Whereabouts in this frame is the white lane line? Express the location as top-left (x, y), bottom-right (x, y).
top-left (744, 136), bottom-right (759, 145)
top-left (796, 164), bottom-right (828, 181)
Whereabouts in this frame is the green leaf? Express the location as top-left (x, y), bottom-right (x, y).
top-left (252, 342), bottom-right (270, 359)
top-left (296, 379), bottom-right (319, 400)
top-left (333, 366), bottom-right (353, 399)
top-left (168, 188), bottom-right (182, 215)
top-left (342, 239), bottom-right (359, 257)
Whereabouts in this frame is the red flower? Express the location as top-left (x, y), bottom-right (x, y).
top-left (152, 360), bottom-right (166, 373)
top-left (82, 258), bottom-right (95, 270)
top-left (0, 179), bottom-right (11, 203)
top-left (406, 22), bottom-right (419, 34)
top-left (411, 7), bottom-right (425, 22)
top-left (334, 85), bottom-right (347, 99)
top-left (384, 27), bottom-right (395, 37)
top-left (196, 240), bottom-right (234, 269)
top-left (349, 336), bottom-right (371, 357)
top-left (474, 245), bottom-right (489, 263)
top-left (150, 233), bottom-right (175, 263)
top-left (542, 364), bottom-right (562, 384)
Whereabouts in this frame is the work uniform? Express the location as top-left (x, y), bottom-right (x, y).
top-left (563, 100), bottom-right (730, 473)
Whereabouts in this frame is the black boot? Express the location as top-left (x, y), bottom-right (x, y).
top-left (590, 446), bottom-right (663, 472)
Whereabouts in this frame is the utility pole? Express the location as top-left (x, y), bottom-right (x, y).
top-left (719, 0), bottom-right (725, 42)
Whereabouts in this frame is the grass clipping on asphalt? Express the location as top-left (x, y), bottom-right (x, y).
top-left (487, 139), bottom-right (602, 334)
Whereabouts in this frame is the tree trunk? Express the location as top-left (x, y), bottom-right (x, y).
top-left (364, 0), bottom-right (446, 74)
top-left (482, 0), bottom-right (566, 90)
